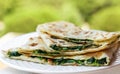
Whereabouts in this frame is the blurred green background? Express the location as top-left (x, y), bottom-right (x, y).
top-left (0, 0), bottom-right (120, 36)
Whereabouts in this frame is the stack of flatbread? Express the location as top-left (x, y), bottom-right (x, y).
top-left (4, 21), bottom-right (120, 66)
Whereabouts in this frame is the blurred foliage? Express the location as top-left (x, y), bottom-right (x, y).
top-left (73, 0), bottom-right (120, 21)
top-left (60, 2), bottom-right (84, 26)
top-left (0, 0), bottom-right (15, 20)
top-left (3, 6), bottom-right (60, 34)
top-left (73, 0), bottom-right (112, 21)
top-left (1, 0), bottom-right (83, 36)
top-left (0, 0), bottom-right (120, 36)
top-left (89, 6), bottom-right (120, 31)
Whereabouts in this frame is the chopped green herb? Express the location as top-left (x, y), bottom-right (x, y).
top-left (76, 60), bottom-right (85, 65)
top-left (8, 51), bottom-right (21, 57)
top-left (87, 57), bottom-right (107, 66)
top-left (97, 58), bottom-right (107, 64)
top-left (87, 57), bottom-right (95, 64)
top-left (65, 59), bottom-right (75, 63)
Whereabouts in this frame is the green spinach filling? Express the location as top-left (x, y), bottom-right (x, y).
top-left (8, 51), bottom-right (22, 57)
top-left (86, 57), bottom-right (107, 66)
top-left (33, 50), bottom-right (60, 55)
top-left (8, 50), bottom-right (61, 57)
top-left (51, 36), bottom-right (100, 51)
top-left (36, 57), bottom-right (107, 66)
top-left (51, 36), bottom-right (93, 44)
top-left (7, 51), bottom-right (107, 66)
top-left (50, 44), bottom-right (99, 51)
top-left (63, 37), bottom-right (93, 44)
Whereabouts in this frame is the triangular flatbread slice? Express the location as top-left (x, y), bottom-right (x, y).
top-left (37, 31), bottom-right (119, 55)
top-left (3, 39), bottom-right (119, 66)
top-left (37, 21), bottom-right (120, 42)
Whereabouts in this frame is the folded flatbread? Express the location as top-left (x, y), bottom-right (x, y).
top-left (36, 21), bottom-right (120, 54)
top-left (3, 37), bottom-right (119, 66)
top-left (3, 21), bottom-right (120, 66)
top-left (4, 39), bottom-right (118, 66)
top-left (37, 21), bottom-right (120, 42)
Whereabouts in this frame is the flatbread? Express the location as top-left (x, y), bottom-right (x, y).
top-left (3, 21), bottom-right (120, 66)
top-left (40, 32), bottom-right (118, 55)
top-left (37, 21), bottom-right (120, 42)
top-left (4, 41), bottom-right (119, 66)
top-left (18, 35), bottom-right (119, 55)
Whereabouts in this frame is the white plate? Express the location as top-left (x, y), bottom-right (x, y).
top-left (0, 32), bottom-right (120, 74)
